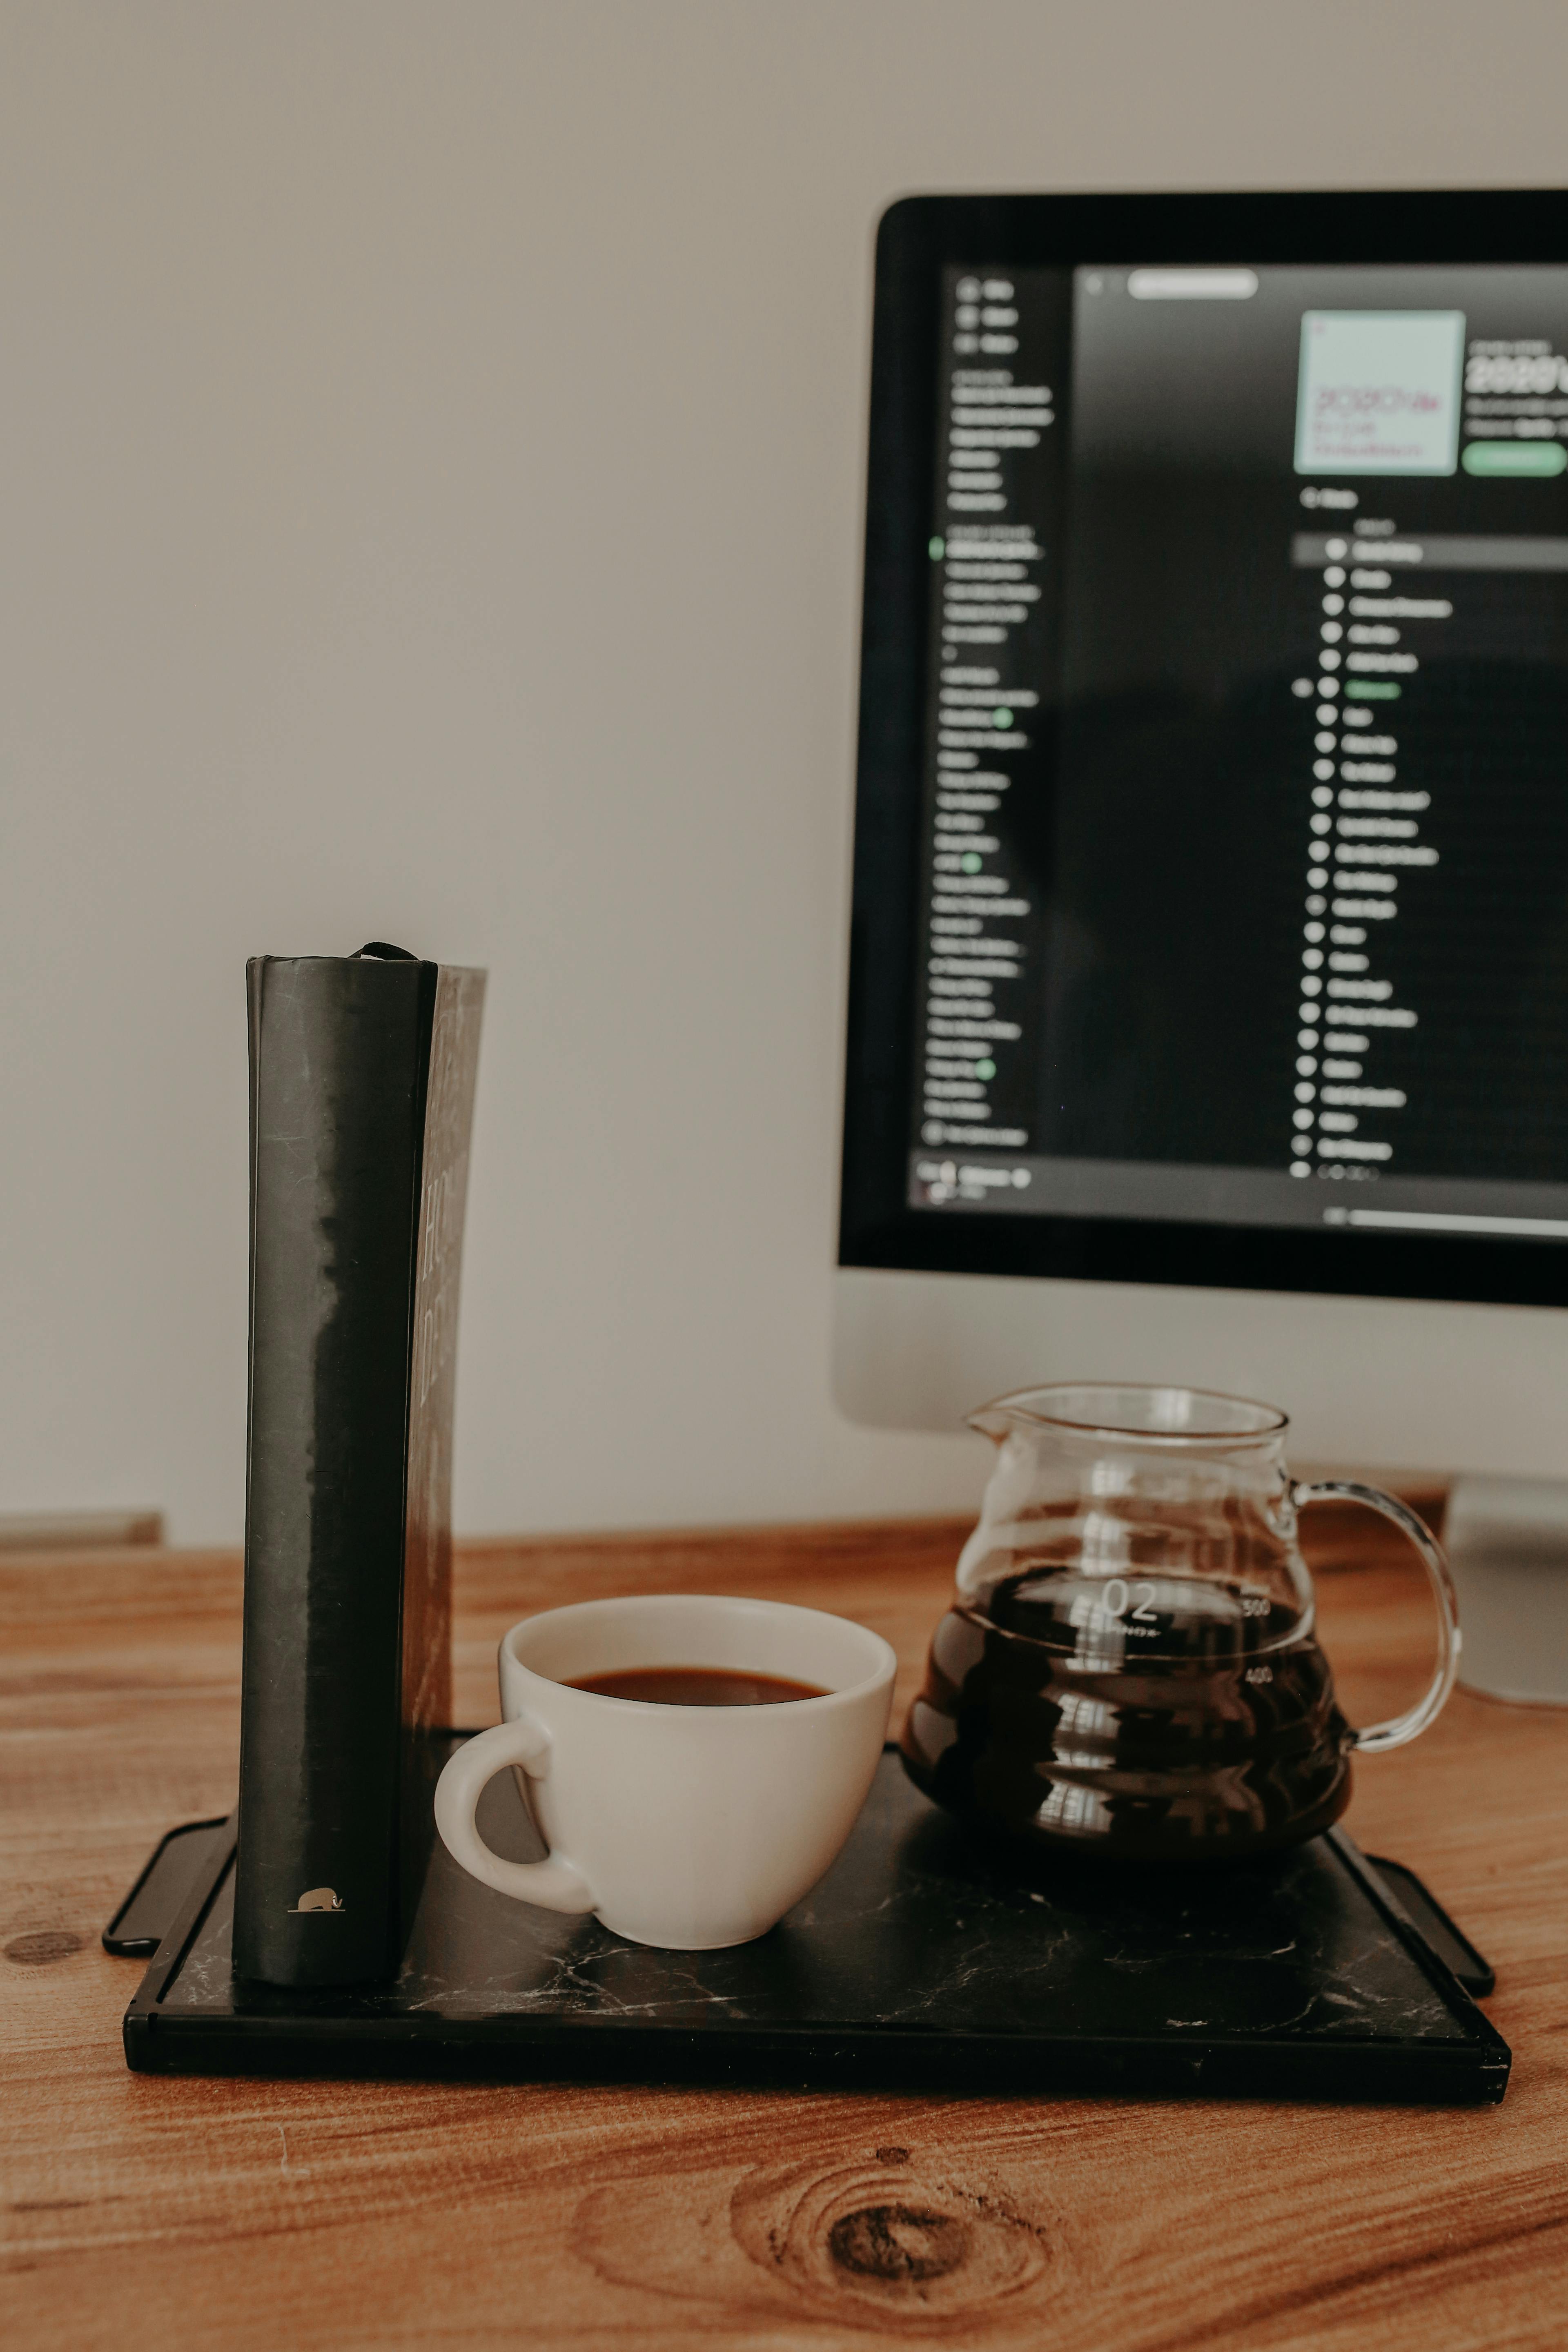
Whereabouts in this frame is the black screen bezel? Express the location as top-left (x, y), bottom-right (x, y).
top-left (839, 188), bottom-right (1568, 1312)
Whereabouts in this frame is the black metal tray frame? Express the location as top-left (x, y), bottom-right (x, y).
top-left (117, 1741), bottom-right (1509, 2105)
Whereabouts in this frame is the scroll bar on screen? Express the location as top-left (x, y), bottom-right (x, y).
top-left (1127, 268), bottom-right (1259, 300)
top-left (1327, 1209), bottom-right (1568, 1239)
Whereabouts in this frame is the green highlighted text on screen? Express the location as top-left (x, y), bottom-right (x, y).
top-left (1462, 441), bottom-right (1567, 477)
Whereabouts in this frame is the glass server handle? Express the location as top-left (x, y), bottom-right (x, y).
top-left (1292, 1480), bottom-right (1461, 1753)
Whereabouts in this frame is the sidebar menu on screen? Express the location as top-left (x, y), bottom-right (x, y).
top-left (909, 269), bottom-right (1068, 1201)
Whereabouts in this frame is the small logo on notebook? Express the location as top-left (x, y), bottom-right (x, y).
top-left (289, 1887), bottom-right (345, 1913)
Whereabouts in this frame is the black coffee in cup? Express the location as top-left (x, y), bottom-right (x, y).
top-left (566, 1666), bottom-right (828, 1706)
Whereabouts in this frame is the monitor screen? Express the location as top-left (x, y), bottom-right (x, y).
top-left (842, 195), bottom-right (1568, 1309)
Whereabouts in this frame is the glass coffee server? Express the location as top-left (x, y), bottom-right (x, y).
top-left (902, 1384), bottom-right (1459, 1860)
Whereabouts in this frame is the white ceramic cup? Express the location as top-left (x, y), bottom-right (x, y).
top-left (432, 1592), bottom-right (897, 1950)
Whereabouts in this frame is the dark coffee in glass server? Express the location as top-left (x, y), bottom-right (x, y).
top-left (901, 1567), bottom-right (1354, 1860)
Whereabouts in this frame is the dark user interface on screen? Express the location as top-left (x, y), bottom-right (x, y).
top-left (909, 264), bottom-right (1568, 1248)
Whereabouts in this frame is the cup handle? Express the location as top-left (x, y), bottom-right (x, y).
top-left (1291, 1480), bottom-right (1462, 1753)
top-left (433, 1716), bottom-right (596, 1912)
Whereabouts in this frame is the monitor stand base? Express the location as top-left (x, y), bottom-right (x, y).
top-left (1444, 1477), bottom-right (1568, 1707)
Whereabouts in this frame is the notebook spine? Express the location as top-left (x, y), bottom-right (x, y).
top-left (233, 955), bottom-right (435, 1986)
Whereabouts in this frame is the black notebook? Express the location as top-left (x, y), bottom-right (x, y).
top-left (234, 945), bottom-right (484, 1988)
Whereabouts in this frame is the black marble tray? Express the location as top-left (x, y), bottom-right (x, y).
top-left (122, 1740), bottom-right (1510, 2103)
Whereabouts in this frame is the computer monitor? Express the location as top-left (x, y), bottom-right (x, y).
top-left (836, 192), bottom-right (1568, 1504)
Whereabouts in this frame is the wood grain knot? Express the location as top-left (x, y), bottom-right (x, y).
top-left (5, 1930), bottom-right (83, 1965)
top-left (829, 2203), bottom-right (968, 2283)
top-left (732, 2156), bottom-right (1058, 2325)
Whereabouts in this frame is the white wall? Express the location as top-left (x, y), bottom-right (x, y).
top-left (4, 2), bottom-right (1566, 1542)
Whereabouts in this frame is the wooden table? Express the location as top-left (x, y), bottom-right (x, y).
top-left (4, 1507), bottom-right (1566, 2349)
